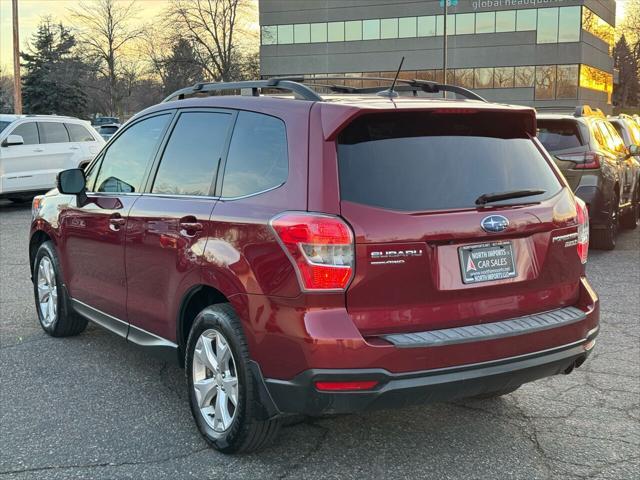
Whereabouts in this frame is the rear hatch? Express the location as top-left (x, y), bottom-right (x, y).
top-left (336, 109), bottom-right (583, 336)
top-left (537, 118), bottom-right (587, 191)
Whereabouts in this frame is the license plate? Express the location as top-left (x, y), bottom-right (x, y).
top-left (458, 241), bottom-right (517, 284)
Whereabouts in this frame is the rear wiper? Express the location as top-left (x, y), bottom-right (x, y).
top-left (475, 189), bottom-right (546, 205)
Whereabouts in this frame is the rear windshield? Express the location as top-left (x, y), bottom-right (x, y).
top-left (100, 126), bottom-right (118, 133)
top-left (537, 119), bottom-right (584, 151)
top-left (337, 112), bottom-right (562, 211)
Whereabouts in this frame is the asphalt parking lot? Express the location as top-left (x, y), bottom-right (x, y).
top-left (1, 199), bottom-right (638, 480)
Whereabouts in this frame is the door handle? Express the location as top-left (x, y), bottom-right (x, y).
top-left (179, 218), bottom-right (203, 237)
top-left (109, 214), bottom-right (126, 231)
top-left (33, 148), bottom-right (44, 152)
top-left (69, 146), bottom-right (80, 150)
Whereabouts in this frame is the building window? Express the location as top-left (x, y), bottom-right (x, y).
top-left (535, 65), bottom-right (556, 99)
top-left (310, 23), bottom-right (327, 43)
top-left (261, 26), bottom-right (277, 45)
top-left (474, 68), bottom-right (494, 89)
top-left (558, 6), bottom-right (581, 42)
top-left (496, 11), bottom-right (516, 33)
top-left (436, 14), bottom-right (455, 36)
top-left (556, 64), bottom-right (579, 99)
top-left (398, 17), bottom-right (416, 38)
top-left (582, 7), bottom-right (614, 54)
top-left (345, 20), bottom-right (362, 41)
top-left (456, 13), bottom-right (474, 35)
top-left (362, 19), bottom-right (380, 40)
top-left (494, 67), bottom-right (515, 88)
top-left (417, 16), bottom-right (436, 37)
top-left (381, 18), bottom-right (399, 39)
top-left (516, 9), bottom-right (537, 31)
top-left (294, 24), bottom-right (310, 44)
top-left (537, 8), bottom-right (559, 44)
top-left (476, 12), bottom-right (495, 34)
top-left (328, 22), bottom-right (345, 42)
top-left (580, 64), bottom-right (613, 104)
top-left (454, 69), bottom-right (474, 89)
top-left (277, 24), bottom-right (293, 44)
top-left (515, 66), bottom-right (535, 87)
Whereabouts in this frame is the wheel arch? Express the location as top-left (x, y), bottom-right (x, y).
top-left (29, 230), bottom-right (53, 276)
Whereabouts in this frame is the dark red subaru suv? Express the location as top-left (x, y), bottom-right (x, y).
top-left (29, 78), bottom-right (599, 453)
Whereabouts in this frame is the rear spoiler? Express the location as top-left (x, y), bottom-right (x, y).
top-left (319, 105), bottom-right (537, 141)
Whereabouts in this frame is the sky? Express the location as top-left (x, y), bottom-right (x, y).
top-left (0, 0), bottom-right (633, 73)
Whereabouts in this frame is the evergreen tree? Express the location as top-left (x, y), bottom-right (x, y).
top-left (162, 38), bottom-right (204, 96)
top-left (614, 35), bottom-right (639, 108)
top-left (21, 19), bottom-right (89, 116)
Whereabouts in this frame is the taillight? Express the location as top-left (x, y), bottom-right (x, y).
top-left (576, 197), bottom-right (589, 264)
top-left (315, 380), bottom-right (378, 391)
top-left (556, 151), bottom-right (601, 170)
top-left (270, 212), bottom-right (354, 291)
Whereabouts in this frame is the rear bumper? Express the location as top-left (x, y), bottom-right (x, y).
top-left (265, 327), bottom-right (598, 415)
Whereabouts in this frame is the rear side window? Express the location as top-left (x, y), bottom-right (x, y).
top-left (39, 122), bottom-right (69, 143)
top-left (537, 120), bottom-right (583, 151)
top-left (337, 112), bottom-right (562, 211)
top-left (221, 111), bottom-right (288, 198)
top-left (95, 114), bottom-right (171, 193)
top-left (66, 123), bottom-right (95, 142)
top-left (9, 122), bottom-right (39, 145)
top-left (152, 111), bottom-right (232, 196)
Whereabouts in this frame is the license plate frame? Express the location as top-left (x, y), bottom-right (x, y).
top-left (458, 241), bottom-right (517, 284)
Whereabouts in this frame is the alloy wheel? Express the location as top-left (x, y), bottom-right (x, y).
top-left (192, 329), bottom-right (239, 433)
top-left (37, 256), bottom-right (58, 328)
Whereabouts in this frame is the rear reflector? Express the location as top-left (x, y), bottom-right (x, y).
top-left (315, 381), bottom-right (379, 391)
top-left (270, 212), bottom-right (354, 291)
top-left (576, 197), bottom-right (589, 264)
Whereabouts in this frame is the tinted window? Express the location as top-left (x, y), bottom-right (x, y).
top-left (95, 114), bottom-right (170, 193)
top-left (39, 122), bottom-right (69, 143)
top-left (0, 121), bottom-right (11, 133)
top-left (152, 112), bottom-right (231, 196)
top-left (9, 122), bottom-right (39, 145)
top-left (99, 126), bottom-right (119, 134)
top-left (537, 120), bottom-right (583, 151)
top-left (221, 112), bottom-right (288, 198)
top-left (337, 112), bottom-right (561, 211)
top-left (66, 123), bottom-right (95, 142)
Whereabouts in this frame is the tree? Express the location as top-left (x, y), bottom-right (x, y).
top-left (70, 0), bottom-right (143, 115)
top-left (168, 0), bottom-right (256, 81)
top-left (20, 19), bottom-right (88, 116)
top-left (614, 35), bottom-right (639, 107)
top-left (0, 67), bottom-right (14, 113)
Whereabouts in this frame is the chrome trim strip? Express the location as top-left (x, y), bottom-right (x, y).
top-left (383, 307), bottom-right (588, 348)
top-left (71, 298), bottom-right (128, 338)
top-left (219, 182), bottom-right (285, 201)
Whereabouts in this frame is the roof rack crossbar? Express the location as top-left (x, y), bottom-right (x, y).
top-left (163, 78), bottom-right (322, 103)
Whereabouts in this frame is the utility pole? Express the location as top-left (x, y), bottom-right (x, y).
top-left (12, 0), bottom-right (22, 114)
top-left (442, 0), bottom-right (448, 86)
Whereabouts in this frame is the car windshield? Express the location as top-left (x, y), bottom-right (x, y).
top-left (338, 111), bottom-right (562, 211)
top-left (0, 121), bottom-right (11, 133)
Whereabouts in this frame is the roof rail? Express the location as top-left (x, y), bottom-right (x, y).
top-left (574, 105), bottom-right (605, 118)
top-left (162, 78), bottom-right (323, 103)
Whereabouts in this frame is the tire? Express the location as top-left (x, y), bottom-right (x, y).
top-left (471, 385), bottom-right (521, 399)
top-left (591, 194), bottom-right (619, 250)
top-left (33, 241), bottom-right (88, 337)
top-left (186, 304), bottom-right (281, 453)
top-left (620, 185), bottom-right (639, 230)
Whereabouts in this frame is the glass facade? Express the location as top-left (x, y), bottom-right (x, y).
top-left (582, 7), bottom-right (614, 53)
top-left (580, 64), bottom-right (613, 103)
top-left (261, 6), bottom-right (584, 45)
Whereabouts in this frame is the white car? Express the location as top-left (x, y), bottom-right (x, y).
top-left (0, 114), bottom-right (105, 201)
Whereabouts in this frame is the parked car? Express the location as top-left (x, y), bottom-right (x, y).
top-left (537, 106), bottom-right (640, 250)
top-left (0, 114), bottom-right (104, 202)
top-left (91, 116), bottom-right (120, 127)
top-left (29, 78), bottom-right (599, 453)
top-left (94, 123), bottom-right (120, 142)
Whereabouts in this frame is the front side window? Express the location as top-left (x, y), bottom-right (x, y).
top-left (66, 123), bottom-right (96, 142)
top-left (221, 112), bottom-right (288, 198)
top-left (152, 111), bottom-right (232, 196)
top-left (39, 122), bottom-right (69, 143)
top-left (94, 114), bottom-right (171, 193)
top-left (9, 122), bottom-right (39, 145)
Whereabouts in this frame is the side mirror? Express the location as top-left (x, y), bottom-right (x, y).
top-left (57, 168), bottom-right (88, 206)
top-left (629, 145), bottom-right (640, 157)
top-left (1, 134), bottom-right (24, 147)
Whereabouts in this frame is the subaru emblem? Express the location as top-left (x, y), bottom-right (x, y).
top-left (481, 215), bottom-right (509, 233)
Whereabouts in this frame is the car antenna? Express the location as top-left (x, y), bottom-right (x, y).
top-left (377, 56), bottom-right (404, 98)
